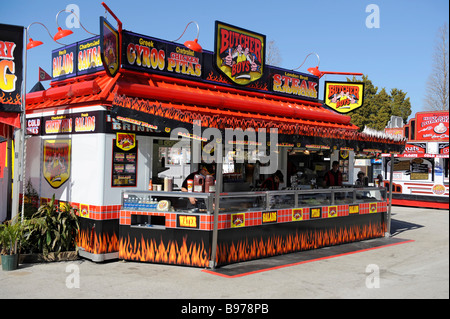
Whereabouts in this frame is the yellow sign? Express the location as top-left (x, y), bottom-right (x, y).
top-left (215, 21), bottom-right (265, 86)
top-left (349, 204), bottom-right (360, 214)
top-left (178, 215), bottom-right (198, 228)
top-left (369, 203), bottom-right (377, 214)
top-left (262, 211), bottom-right (277, 223)
top-left (292, 208), bottom-right (303, 221)
top-left (231, 213), bottom-right (245, 228)
top-left (43, 140), bottom-right (71, 188)
top-left (324, 81), bottom-right (364, 113)
top-left (328, 206), bottom-right (338, 218)
top-left (80, 203), bottom-right (89, 218)
top-left (116, 133), bottom-right (136, 151)
top-left (311, 208), bottom-right (321, 219)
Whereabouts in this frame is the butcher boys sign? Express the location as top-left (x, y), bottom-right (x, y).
top-left (324, 81), bottom-right (365, 114)
top-left (0, 23), bottom-right (24, 113)
top-left (214, 21), bottom-right (265, 86)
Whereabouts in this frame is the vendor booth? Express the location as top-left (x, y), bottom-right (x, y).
top-left (382, 111), bottom-right (449, 209)
top-left (24, 15), bottom-right (405, 266)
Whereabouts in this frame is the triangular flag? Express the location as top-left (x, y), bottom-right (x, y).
top-left (39, 67), bottom-right (52, 81)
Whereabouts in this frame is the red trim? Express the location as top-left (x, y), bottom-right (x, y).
top-left (202, 240), bottom-right (415, 278)
top-left (0, 112), bottom-right (21, 129)
top-left (391, 199), bottom-right (449, 209)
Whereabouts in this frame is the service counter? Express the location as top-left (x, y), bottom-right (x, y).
top-left (118, 187), bottom-right (388, 268)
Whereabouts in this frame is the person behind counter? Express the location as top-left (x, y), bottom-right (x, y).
top-left (181, 163), bottom-right (215, 204)
top-left (355, 171), bottom-right (368, 187)
top-left (323, 161), bottom-right (342, 188)
top-left (261, 170), bottom-right (284, 190)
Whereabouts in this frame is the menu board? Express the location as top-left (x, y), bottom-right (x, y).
top-left (339, 150), bottom-right (350, 182)
top-left (112, 138), bottom-right (138, 187)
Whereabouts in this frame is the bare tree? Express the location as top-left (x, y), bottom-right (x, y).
top-left (266, 40), bottom-right (282, 67)
top-left (424, 23), bottom-right (449, 111)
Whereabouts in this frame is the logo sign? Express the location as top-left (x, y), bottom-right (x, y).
top-left (214, 21), bottom-right (265, 86)
top-left (369, 203), bottom-right (377, 214)
top-left (292, 208), bottom-right (303, 221)
top-left (231, 213), bottom-right (245, 228)
top-left (324, 81), bottom-right (365, 113)
top-left (328, 206), bottom-right (338, 218)
top-left (116, 132), bottom-right (136, 151)
top-left (177, 215), bottom-right (199, 229)
top-left (432, 184), bottom-right (446, 196)
top-left (0, 23), bottom-right (24, 113)
top-left (262, 211), bottom-right (277, 224)
top-left (100, 17), bottom-right (120, 77)
top-left (43, 140), bottom-right (71, 188)
top-left (271, 70), bottom-right (318, 101)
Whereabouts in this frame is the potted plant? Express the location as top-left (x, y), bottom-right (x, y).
top-left (0, 217), bottom-right (23, 271)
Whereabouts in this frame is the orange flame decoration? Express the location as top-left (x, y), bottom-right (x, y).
top-left (113, 94), bottom-right (405, 145)
top-left (0, 92), bottom-right (21, 105)
top-left (118, 221), bottom-right (384, 267)
top-left (217, 223), bottom-right (385, 264)
top-left (76, 229), bottom-right (119, 254)
top-left (119, 235), bottom-right (210, 267)
top-left (217, 222), bottom-right (385, 265)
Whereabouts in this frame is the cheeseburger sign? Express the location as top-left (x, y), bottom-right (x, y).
top-left (215, 21), bottom-right (265, 86)
top-left (324, 81), bottom-right (364, 114)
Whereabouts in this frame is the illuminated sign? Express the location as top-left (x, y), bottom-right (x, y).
top-left (177, 215), bottom-right (199, 229)
top-left (0, 23), bottom-right (24, 112)
top-left (214, 21), bottom-right (265, 86)
top-left (310, 208), bottom-right (321, 219)
top-left (262, 211), bottom-right (277, 224)
top-left (349, 204), bottom-right (359, 214)
top-left (324, 81), bottom-right (364, 113)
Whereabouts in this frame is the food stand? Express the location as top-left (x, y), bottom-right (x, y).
top-left (23, 15), bottom-right (405, 266)
top-left (382, 111), bottom-right (449, 209)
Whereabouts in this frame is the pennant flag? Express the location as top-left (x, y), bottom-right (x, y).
top-left (39, 67), bottom-right (52, 81)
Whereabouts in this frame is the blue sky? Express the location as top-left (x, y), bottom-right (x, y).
top-left (1, 0), bottom-right (448, 120)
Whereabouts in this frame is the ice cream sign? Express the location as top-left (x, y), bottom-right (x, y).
top-left (416, 112), bottom-right (449, 141)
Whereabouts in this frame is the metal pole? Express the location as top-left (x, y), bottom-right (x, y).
top-left (209, 143), bottom-right (222, 269)
top-left (386, 153), bottom-right (394, 237)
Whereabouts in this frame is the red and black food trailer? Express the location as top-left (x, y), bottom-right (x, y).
top-left (23, 17), bottom-right (405, 266)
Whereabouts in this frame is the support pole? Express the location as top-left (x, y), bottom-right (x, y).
top-left (386, 153), bottom-right (394, 237)
top-left (209, 143), bottom-right (222, 269)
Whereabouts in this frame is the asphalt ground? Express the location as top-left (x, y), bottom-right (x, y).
top-left (1, 205), bottom-right (448, 303)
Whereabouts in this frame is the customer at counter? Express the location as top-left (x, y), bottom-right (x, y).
top-left (323, 161), bottom-right (342, 188)
top-left (261, 170), bottom-right (284, 190)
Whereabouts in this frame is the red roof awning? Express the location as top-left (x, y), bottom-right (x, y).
top-left (0, 111), bottom-right (21, 129)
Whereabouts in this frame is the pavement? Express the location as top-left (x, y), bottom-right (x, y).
top-left (1, 205), bottom-right (448, 301)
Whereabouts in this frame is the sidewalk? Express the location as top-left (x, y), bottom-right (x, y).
top-left (1, 205), bottom-right (448, 299)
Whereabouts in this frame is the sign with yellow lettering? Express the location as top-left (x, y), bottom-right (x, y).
top-left (177, 215), bottom-right (199, 229)
top-left (349, 204), bottom-right (360, 214)
top-left (262, 211), bottom-right (277, 224)
top-left (310, 208), bottom-right (322, 219)
top-left (0, 23), bottom-right (23, 113)
top-left (324, 81), bottom-right (364, 113)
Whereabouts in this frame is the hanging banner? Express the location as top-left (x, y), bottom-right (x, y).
top-left (0, 23), bottom-right (24, 113)
top-left (43, 140), bottom-right (71, 188)
top-left (214, 21), bottom-right (265, 86)
top-left (100, 17), bottom-right (120, 77)
top-left (324, 81), bottom-right (364, 113)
